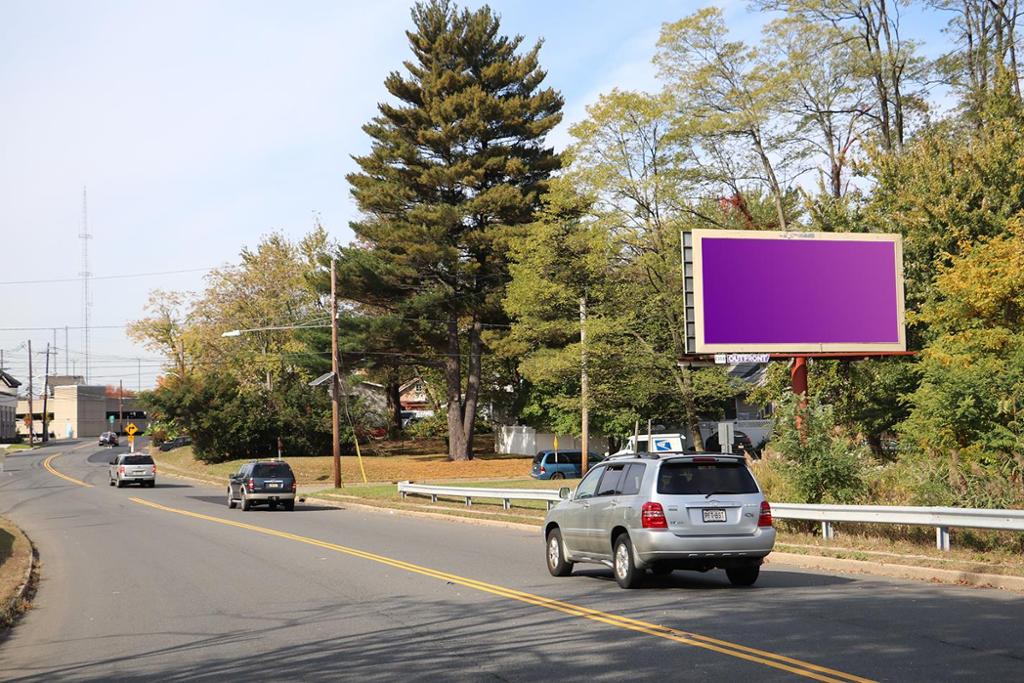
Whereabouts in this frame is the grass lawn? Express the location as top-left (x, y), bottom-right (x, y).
top-left (312, 477), bottom-right (578, 513)
top-left (0, 516), bottom-right (32, 626)
top-left (151, 443), bottom-right (536, 486)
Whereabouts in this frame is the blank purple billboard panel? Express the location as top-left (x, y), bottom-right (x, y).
top-left (699, 236), bottom-right (902, 348)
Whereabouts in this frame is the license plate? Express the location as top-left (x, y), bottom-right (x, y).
top-left (702, 508), bottom-right (727, 523)
top-left (267, 482), bottom-right (281, 489)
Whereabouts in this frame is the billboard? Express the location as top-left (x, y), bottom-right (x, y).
top-left (685, 229), bottom-right (905, 354)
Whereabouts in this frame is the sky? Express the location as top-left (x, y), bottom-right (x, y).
top-left (0, 0), bottom-right (952, 393)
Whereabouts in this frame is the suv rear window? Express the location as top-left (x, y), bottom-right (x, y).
top-left (253, 463), bottom-right (294, 478)
top-left (657, 462), bottom-right (757, 496)
top-left (123, 455), bottom-right (154, 465)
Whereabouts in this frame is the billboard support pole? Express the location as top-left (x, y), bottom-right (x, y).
top-left (790, 356), bottom-right (808, 400)
top-left (791, 355), bottom-right (808, 434)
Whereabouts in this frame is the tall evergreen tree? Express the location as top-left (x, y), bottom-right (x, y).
top-left (346, 0), bottom-right (562, 459)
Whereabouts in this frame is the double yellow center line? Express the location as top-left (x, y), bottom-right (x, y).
top-left (47, 451), bottom-right (873, 682)
top-left (43, 453), bottom-right (93, 488)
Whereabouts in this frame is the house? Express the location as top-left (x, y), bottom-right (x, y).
top-left (399, 377), bottom-right (434, 412)
top-left (0, 370), bottom-right (21, 441)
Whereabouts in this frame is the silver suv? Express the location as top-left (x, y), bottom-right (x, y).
top-left (109, 454), bottom-right (156, 488)
top-left (543, 452), bottom-right (775, 588)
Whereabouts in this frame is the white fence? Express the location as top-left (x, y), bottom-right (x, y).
top-left (396, 481), bottom-right (1024, 551)
top-left (495, 426), bottom-right (608, 457)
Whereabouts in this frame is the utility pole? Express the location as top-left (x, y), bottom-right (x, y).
top-left (579, 296), bottom-right (589, 474)
top-left (119, 379), bottom-right (124, 434)
top-left (42, 343), bottom-right (50, 443)
top-left (27, 341), bottom-right (34, 447)
top-left (51, 329), bottom-right (57, 381)
top-left (330, 258), bottom-right (342, 489)
top-left (79, 187), bottom-right (93, 383)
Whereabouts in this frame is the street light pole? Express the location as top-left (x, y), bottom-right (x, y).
top-left (579, 296), bottom-right (589, 474)
top-left (331, 258), bottom-right (342, 489)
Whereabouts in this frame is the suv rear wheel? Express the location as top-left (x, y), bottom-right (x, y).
top-left (726, 565), bottom-right (760, 587)
top-left (240, 491), bottom-right (251, 511)
top-left (227, 488), bottom-right (236, 509)
top-left (613, 533), bottom-right (642, 589)
top-left (546, 528), bottom-right (573, 577)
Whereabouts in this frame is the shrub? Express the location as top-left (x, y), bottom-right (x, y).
top-left (770, 394), bottom-right (868, 504)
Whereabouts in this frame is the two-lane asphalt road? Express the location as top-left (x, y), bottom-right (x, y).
top-left (0, 442), bottom-right (1021, 681)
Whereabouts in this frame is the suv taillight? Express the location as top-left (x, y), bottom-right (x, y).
top-left (539, 466), bottom-right (545, 474)
top-left (247, 477), bottom-right (255, 492)
top-left (758, 501), bottom-right (773, 527)
top-left (118, 465), bottom-right (125, 475)
top-left (641, 502), bottom-right (668, 529)
top-left (290, 480), bottom-right (297, 492)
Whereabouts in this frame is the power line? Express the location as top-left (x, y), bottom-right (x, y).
top-left (0, 266), bottom-right (216, 286)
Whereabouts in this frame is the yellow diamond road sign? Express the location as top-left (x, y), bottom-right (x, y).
top-left (126, 423), bottom-right (138, 436)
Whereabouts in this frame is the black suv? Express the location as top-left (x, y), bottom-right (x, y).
top-left (227, 461), bottom-right (297, 511)
top-left (158, 436), bottom-right (192, 452)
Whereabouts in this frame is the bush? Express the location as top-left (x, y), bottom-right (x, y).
top-left (404, 412), bottom-right (449, 438)
top-left (770, 394), bottom-right (868, 504)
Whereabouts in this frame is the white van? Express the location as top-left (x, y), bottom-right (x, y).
top-left (613, 433), bottom-right (687, 455)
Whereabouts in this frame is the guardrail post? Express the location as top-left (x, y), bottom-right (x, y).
top-left (430, 494), bottom-right (437, 503)
top-left (936, 526), bottom-right (951, 551)
top-left (821, 521), bottom-right (834, 540)
top-left (465, 496), bottom-right (472, 507)
top-left (547, 500), bottom-right (554, 511)
top-left (503, 498), bottom-right (511, 511)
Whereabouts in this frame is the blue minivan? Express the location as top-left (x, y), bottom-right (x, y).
top-left (530, 450), bottom-right (602, 480)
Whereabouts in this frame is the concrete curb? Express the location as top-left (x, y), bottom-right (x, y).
top-left (767, 551), bottom-right (1024, 593)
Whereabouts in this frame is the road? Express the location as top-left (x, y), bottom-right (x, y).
top-left (0, 440), bottom-right (1021, 681)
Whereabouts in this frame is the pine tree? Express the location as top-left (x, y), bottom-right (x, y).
top-left (346, 0), bottom-right (563, 459)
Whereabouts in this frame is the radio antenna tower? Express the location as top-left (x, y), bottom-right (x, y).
top-left (79, 187), bottom-right (92, 383)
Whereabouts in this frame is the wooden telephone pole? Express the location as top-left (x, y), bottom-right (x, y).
top-left (331, 258), bottom-right (342, 489)
top-left (26, 341), bottom-right (34, 447)
top-left (42, 343), bottom-right (50, 443)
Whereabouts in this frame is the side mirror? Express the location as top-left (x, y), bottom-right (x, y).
top-left (559, 487), bottom-right (570, 500)
top-left (109, 458), bottom-right (117, 465)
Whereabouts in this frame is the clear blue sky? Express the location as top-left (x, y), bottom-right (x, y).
top-left (0, 0), bottom-right (951, 390)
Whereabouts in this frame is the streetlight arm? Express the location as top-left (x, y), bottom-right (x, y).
top-left (220, 323), bottom-right (329, 338)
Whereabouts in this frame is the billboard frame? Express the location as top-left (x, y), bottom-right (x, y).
top-left (687, 229), bottom-right (906, 354)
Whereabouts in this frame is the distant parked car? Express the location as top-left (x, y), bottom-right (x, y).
top-left (99, 431), bottom-right (119, 447)
top-left (543, 451), bottom-right (775, 588)
top-left (109, 453), bottom-right (156, 488)
top-left (227, 461), bottom-right (297, 511)
top-left (703, 430), bottom-right (758, 458)
top-left (158, 436), bottom-right (192, 452)
top-left (530, 450), bottom-right (603, 480)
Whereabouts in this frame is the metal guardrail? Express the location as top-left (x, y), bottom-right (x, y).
top-left (773, 503), bottom-right (1024, 550)
top-left (398, 481), bottom-right (562, 510)
top-left (397, 482), bottom-right (1024, 550)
